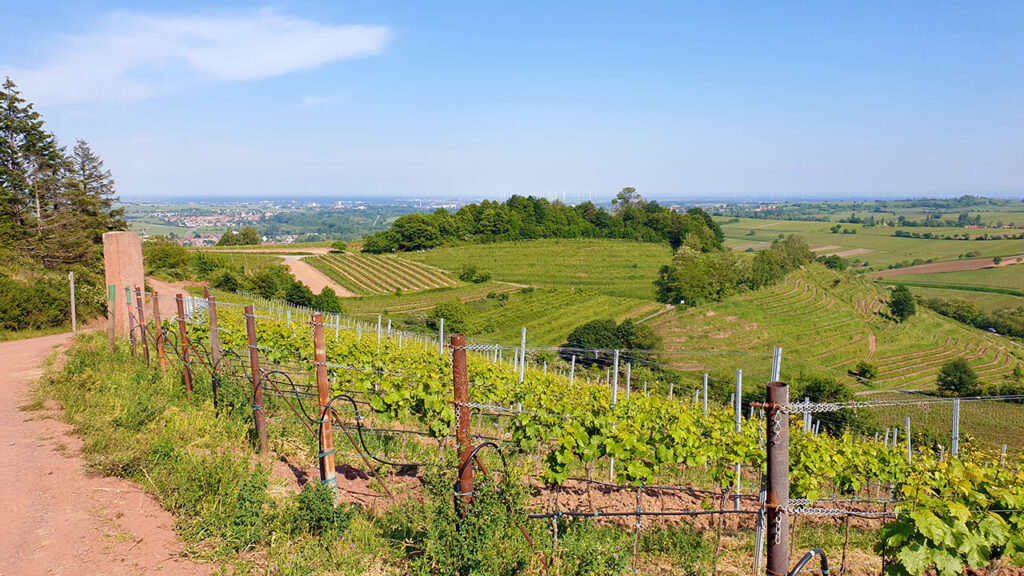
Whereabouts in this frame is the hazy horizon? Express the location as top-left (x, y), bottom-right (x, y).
top-left (4, 2), bottom-right (1022, 201)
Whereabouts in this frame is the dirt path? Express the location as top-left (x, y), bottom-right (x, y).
top-left (146, 277), bottom-right (195, 317)
top-left (282, 256), bottom-right (356, 297)
top-left (866, 253), bottom-right (1024, 278)
top-left (0, 333), bottom-right (210, 576)
top-left (637, 304), bottom-right (675, 324)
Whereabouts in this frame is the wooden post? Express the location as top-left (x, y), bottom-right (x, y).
top-left (135, 286), bottom-right (149, 364)
top-left (245, 305), bottom-right (268, 453)
top-left (766, 381), bottom-right (790, 576)
top-left (68, 271), bottom-right (77, 333)
top-left (152, 292), bottom-right (167, 372)
top-left (453, 333), bottom-right (473, 513)
top-left (107, 284), bottom-right (116, 351)
top-left (176, 295), bottom-right (192, 402)
top-left (314, 313), bottom-right (336, 487)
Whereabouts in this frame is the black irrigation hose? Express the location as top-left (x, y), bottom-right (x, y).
top-left (457, 441), bottom-right (509, 481)
top-left (323, 393), bottom-right (429, 469)
top-left (790, 548), bottom-right (829, 576)
top-left (256, 370), bottom-right (320, 429)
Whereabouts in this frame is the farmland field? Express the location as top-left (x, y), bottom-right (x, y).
top-left (716, 217), bottom-right (1024, 272)
top-left (874, 264), bottom-right (1024, 294)
top-left (904, 286), bottom-right (1024, 313)
top-left (402, 238), bottom-right (673, 300)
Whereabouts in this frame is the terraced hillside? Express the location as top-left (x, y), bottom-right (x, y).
top-left (307, 253), bottom-right (456, 295)
top-left (646, 263), bottom-right (1024, 389)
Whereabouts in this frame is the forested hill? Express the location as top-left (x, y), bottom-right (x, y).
top-left (361, 189), bottom-right (724, 253)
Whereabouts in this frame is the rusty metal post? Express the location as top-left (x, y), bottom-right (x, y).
top-left (176, 295), bottom-right (193, 402)
top-left (314, 313), bottom-right (336, 487)
top-left (134, 286), bottom-right (149, 364)
top-left (152, 292), bottom-right (167, 372)
top-left (245, 305), bottom-right (268, 453)
top-left (453, 333), bottom-right (473, 513)
top-left (766, 381), bottom-right (790, 576)
top-left (107, 284), bottom-right (116, 351)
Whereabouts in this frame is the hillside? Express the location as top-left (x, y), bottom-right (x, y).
top-left (646, 263), bottom-right (1024, 389)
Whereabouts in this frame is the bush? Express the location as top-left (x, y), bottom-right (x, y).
top-left (313, 287), bottom-right (343, 313)
top-left (211, 269), bottom-right (241, 292)
top-left (143, 237), bottom-right (191, 274)
top-left (888, 285), bottom-right (916, 322)
top-left (427, 299), bottom-right (471, 333)
top-left (330, 240), bottom-right (347, 253)
top-left (0, 273), bottom-right (71, 331)
top-left (458, 264), bottom-right (492, 283)
top-left (384, 464), bottom-right (531, 576)
top-left (937, 358), bottom-right (981, 396)
top-left (292, 481), bottom-right (355, 537)
top-left (284, 281), bottom-right (315, 307)
top-left (852, 361), bottom-right (878, 381)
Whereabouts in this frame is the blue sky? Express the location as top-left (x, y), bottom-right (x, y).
top-left (2, 2), bottom-right (1022, 201)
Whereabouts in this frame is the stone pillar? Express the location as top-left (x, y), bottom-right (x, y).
top-left (102, 231), bottom-right (144, 335)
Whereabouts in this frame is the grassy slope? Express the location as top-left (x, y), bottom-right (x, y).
top-left (402, 238), bottom-right (673, 300)
top-left (717, 217), bottom-right (1024, 271)
top-left (645, 263), bottom-right (1024, 390)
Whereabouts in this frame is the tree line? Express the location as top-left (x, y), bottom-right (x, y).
top-left (1, 78), bottom-right (126, 331)
top-left (361, 188), bottom-right (724, 253)
top-left (654, 234), bottom-right (816, 306)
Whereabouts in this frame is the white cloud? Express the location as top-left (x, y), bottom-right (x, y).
top-left (2, 9), bottom-right (390, 105)
top-left (301, 95), bottom-right (327, 107)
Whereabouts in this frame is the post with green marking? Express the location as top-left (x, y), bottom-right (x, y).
top-left (68, 271), bottom-right (77, 333)
top-left (107, 284), bottom-right (116, 351)
top-left (125, 286), bottom-right (136, 357)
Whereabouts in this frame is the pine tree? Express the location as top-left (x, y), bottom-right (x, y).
top-left (1, 78), bottom-right (125, 267)
top-left (0, 76), bottom-right (64, 247)
top-left (68, 139), bottom-right (125, 238)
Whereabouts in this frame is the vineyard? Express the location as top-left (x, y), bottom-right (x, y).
top-left (647, 264), bottom-right (1024, 390)
top-left (115, 288), bottom-right (1024, 575)
top-left (307, 252), bottom-right (456, 295)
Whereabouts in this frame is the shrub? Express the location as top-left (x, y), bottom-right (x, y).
top-left (458, 264), bottom-right (491, 283)
top-left (889, 285), bottom-right (916, 322)
top-left (379, 463), bottom-right (531, 576)
top-left (852, 361), bottom-right (878, 381)
top-left (285, 281), bottom-right (315, 307)
top-left (937, 358), bottom-right (980, 396)
top-left (330, 240), bottom-right (347, 253)
top-left (292, 481), bottom-right (355, 537)
top-left (427, 299), bottom-right (471, 333)
top-left (211, 269), bottom-right (241, 292)
top-left (313, 287), bottom-right (343, 313)
top-left (0, 273), bottom-right (71, 331)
